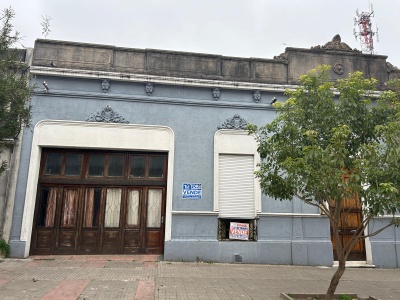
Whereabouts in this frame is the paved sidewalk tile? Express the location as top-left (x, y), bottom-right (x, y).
top-left (1, 257), bottom-right (399, 300)
top-left (78, 280), bottom-right (138, 300)
top-left (135, 280), bottom-right (155, 300)
top-left (0, 279), bottom-right (9, 286)
top-left (40, 280), bottom-right (90, 300)
top-left (0, 279), bottom-right (57, 300)
top-left (81, 260), bottom-right (107, 268)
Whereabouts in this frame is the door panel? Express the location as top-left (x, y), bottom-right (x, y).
top-left (101, 231), bottom-right (119, 254)
top-left (78, 187), bottom-right (102, 254)
top-left (122, 189), bottom-right (142, 254)
top-left (55, 187), bottom-right (80, 253)
top-left (31, 150), bottom-right (167, 255)
top-left (34, 230), bottom-right (53, 251)
top-left (330, 193), bottom-right (366, 261)
top-left (31, 186), bottom-right (58, 254)
top-left (147, 189), bottom-right (162, 228)
top-left (58, 230), bottom-right (76, 248)
top-left (126, 190), bottom-right (140, 226)
top-left (80, 231), bottom-right (98, 250)
top-left (101, 188), bottom-right (122, 253)
top-left (144, 188), bottom-right (165, 253)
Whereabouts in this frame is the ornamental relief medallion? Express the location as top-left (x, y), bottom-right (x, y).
top-left (330, 59), bottom-right (348, 79)
top-left (218, 114), bottom-right (249, 130)
top-left (86, 105), bottom-right (129, 124)
top-left (332, 62), bottom-right (344, 75)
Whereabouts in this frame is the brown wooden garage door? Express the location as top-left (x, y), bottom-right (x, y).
top-left (30, 149), bottom-right (167, 255)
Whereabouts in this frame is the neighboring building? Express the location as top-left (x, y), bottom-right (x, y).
top-left (0, 48), bottom-right (33, 242)
top-left (5, 35), bottom-right (400, 267)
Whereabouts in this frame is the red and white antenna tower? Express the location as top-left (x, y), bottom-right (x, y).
top-left (353, 3), bottom-right (379, 53)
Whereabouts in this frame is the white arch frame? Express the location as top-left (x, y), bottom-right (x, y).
top-left (213, 130), bottom-right (261, 213)
top-left (20, 120), bottom-right (174, 257)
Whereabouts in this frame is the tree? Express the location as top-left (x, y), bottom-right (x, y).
top-left (0, 7), bottom-right (32, 175)
top-left (247, 65), bottom-right (400, 300)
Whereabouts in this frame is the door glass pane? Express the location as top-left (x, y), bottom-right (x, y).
top-left (149, 156), bottom-right (164, 178)
top-left (37, 187), bottom-right (57, 227)
top-left (147, 189), bottom-right (162, 227)
top-left (130, 156), bottom-right (146, 178)
top-left (83, 188), bottom-right (101, 227)
top-left (105, 188), bottom-right (122, 227)
top-left (65, 153), bottom-right (82, 176)
top-left (127, 190), bottom-right (140, 226)
top-left (108, 155), bottom-right (124, 177)
top-left (88, 154), bottom-right (105, 176)
top-left (45, 153), bottom-right (63, 175)
top-left (61, 189), bottom-right (79, 227)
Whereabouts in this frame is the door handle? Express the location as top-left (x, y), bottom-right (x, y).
top-left (161, 216), bottom-right (164, 224)
top-left (350, 230), bottom-right (357, 234)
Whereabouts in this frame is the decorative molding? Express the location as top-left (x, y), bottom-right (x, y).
top-left (145, 82), bottom-right (154, 96)
top-left (29, 66), bottom-right (300, 93)
top-left (30, 66), bottom-right (383, 98)
top-left (33, 90), bottom-right (281, 111)
top-left (311, 34), bottom-right (361, 53)
top-left (257, 213), bottom-right (325, 218)
top-left (101, 79), bottom-right (110, 93)
top-left (86, 105), bottom-right (129, 123)
top-left (332, 62), bottom-right (344, 75)
top-left (386, 62), bottom-right (399, 72)
top-left (253, 90), bottom-right (261, 103)
top-left (212, 88), bottom-right (221, 100)
top-left (171, 211), bottom-right (219, 216)
top-left (218, 114), bottom-right (248, 130)
top-left (273, 52), bottom-right (288, 61)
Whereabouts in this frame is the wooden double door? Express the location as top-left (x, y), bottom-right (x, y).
top-left (30, 149), bottom-right (167, 255)
top-left (330, 195), bottom-right (366, 261)
top-left (31, 185), bottom-right (165, 255)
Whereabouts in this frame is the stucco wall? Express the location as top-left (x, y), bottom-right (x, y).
top-left (9, 73), bottom-right (333, 264)
top-left (7, 39), bottom-right (399, 267)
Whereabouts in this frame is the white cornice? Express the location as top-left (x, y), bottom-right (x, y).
top-left (30, 66), bottom-right (383, 97)
top-left (172, 211), bottom-right (219, 215)
top-left (30, 66), bottom-right (297, 92)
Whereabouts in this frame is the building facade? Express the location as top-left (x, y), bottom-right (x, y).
top-left (5, 35), bottom-right (400, 267)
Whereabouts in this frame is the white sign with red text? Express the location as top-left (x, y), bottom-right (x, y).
top-left (229, 222), bottom-right (249, 240)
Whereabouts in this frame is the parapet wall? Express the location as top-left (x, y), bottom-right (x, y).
top-left (32, 35), bottom-right (396, 89)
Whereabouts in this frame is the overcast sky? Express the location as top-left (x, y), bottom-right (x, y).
top-left (2, 0), bottom-right (400, 67)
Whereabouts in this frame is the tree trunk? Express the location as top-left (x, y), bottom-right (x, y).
top-left (325, 259), bottom-right (346, 300)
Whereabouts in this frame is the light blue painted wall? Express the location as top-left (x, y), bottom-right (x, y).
top-left (6, 75), bottom-right (350, 266)
top-left (369, 218), bottom-right (400, 268)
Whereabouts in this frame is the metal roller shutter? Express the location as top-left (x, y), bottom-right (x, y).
top-left (218, 154), bottom-right (255, 218)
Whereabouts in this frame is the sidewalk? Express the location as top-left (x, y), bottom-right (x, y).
top-left (0, 255), bottom-right (399, 299)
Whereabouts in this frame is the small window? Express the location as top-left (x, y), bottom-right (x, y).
top-left (88, 154), bottom-right (105, 176)
top-left (83, 188), bottom-right (101, 227)
top-left (37, 187), bottom-right (57, 227)
top-left (107, 155), bottom-right (124, 177)
top-left (149, 156), bottom-right (165, 178)
top-left (104, 188), bottom-right (122, 227)
top-left (65, 153), bottom-right (82, 176)
top-left (130, 156), bottom-right (146, 178)
top-left (127, 189), bottom-right (140, 226)
top-left (218, 219), bottom-right (257, 241)
top-left (45, 153), bottom-right (63, 175)
top-left (61, 189), bottom-right (79, 227)
top-left (146, 189), bottom-right (162, 227)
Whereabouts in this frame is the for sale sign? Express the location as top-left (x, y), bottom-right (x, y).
top-left (182, 183), bottom-right (202, 199)
top-left (229, 222), bottom-right (249, 240)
